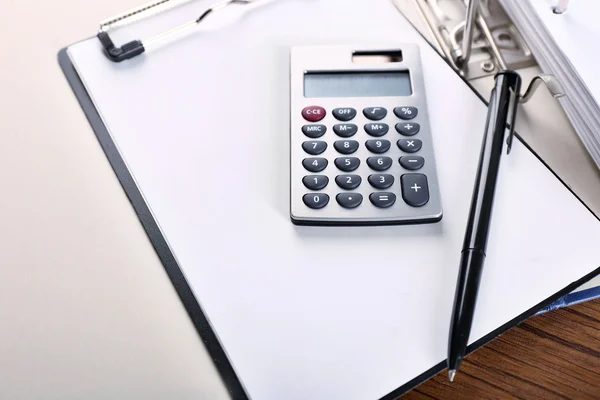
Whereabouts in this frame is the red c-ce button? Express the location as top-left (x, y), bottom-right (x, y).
top-left (302, 106), bottom-right (326, 122)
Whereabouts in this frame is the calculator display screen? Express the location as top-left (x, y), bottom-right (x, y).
top-left (304, 71), bottom-right (412, 98)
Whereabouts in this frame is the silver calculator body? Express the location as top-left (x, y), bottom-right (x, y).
top-left (290, 44), bottom-right (443, 226)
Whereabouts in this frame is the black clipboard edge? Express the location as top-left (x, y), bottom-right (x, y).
top-left (58, 43), bottom-right (600, 400)
top-left (58, 48), bottom-right (249, 400)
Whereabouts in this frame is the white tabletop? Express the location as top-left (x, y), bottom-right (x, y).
top-left (2, 1), bottom-right (600, 399)
top-left (0, 1), bottom-right (229, 399)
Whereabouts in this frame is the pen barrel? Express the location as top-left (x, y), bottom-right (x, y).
top-left (447, 249), bottom-right (486, 370)
top-left (462, 71), bottom-right (521, 252)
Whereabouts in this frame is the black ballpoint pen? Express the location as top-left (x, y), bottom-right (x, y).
top-left (447, 71), bottom-right (522, 381)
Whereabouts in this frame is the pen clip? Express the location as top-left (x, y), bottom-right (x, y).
top-left (506, 74), bottom-right (566, 154)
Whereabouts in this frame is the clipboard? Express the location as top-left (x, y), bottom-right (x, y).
top-left (58, 0), bottom-right (600, 398)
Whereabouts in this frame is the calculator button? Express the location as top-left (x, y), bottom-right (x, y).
top-left (302, 141), bottom-right (327, 155)
top-left (335, 174), bottom-right (362, 190)
top-left (302, 124), bottom-right (327, 138)
top-left (367, 156), bottom-right (393, 171)
top-left (396, 122), bottom-right (421, 136)
top-left (364, 123), bottom-right (389, 137)
top-left (302, 106), bottom-right (326, 122)
top-left (303, 157), bottom-right (328, 172)
top-left (368, 174), bottom-right (394, 189)
top-left (365, 139), bottom-right (391, 154)
top-left (333, 124), bottom-right (358, 138)
top-left (398, 139), bottom-right (423, 153)
top-left (336, 193), bottom-right (363, 209)
top-left (335, 157), bottom-right (361, 172)
top-left (303, 193), bottom-right (330, 209)
top-left (401, 174), bottom-right (429, 207)
top-left (363, 107), bottom-right (387, 121)
top-left (399, 156), bottom-right (425, 170)
top-left (394, 106), bottom-right (418, 120)
top-left (303, 175), bottom-right (329, 190)
top-left (334, 140), bottom-right (359, 155)
top-left (333, 107), bottom-right (357, 121)
top-left (370, 192), bottom-right (397, 208)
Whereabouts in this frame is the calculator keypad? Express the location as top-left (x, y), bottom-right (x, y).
top-left (294, 100), bottom-right (439, 224)
top-left (298, 106), bottom-right (432, 210)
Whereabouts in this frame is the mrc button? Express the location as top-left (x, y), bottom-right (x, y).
top-left (302, 106), bottom-right (326, 122)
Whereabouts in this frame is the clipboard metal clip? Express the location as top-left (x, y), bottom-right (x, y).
top-left (97, 0), bottom-right (261, 62)
top-left (553, 0), bottom-right (570, 14)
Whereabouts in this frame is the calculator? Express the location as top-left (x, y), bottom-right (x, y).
top-left (289, 44), bottom-right (443, 226)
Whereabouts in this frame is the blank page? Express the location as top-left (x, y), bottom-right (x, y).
top-left (66, 0), bottom-right (600, 398)
top-left (528, 0), bottom-right (600, 106)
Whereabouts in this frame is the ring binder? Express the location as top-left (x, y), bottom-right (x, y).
top-left (97, 0), bottom-right (262, 62)
top-left (411, 0), bottom-right (536, 79)
top-left (506, 73), bottom-right (565, 153)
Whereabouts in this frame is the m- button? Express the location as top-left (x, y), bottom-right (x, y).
top-left (302, 106), bottom-right (326, 122)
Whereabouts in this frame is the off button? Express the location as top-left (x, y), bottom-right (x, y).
top-left (302, 106), bottom-right (326, 122)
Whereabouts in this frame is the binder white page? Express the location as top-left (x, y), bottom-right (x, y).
top-left (63, 0), bottom-right (600, 398)
top-left (500, 0), bottom-right (600, 165)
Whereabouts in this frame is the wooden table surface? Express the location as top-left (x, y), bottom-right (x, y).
top-left (403, 300), bottom-right (600, 399)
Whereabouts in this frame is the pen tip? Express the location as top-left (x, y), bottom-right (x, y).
top-left (448, 370), bottom-right (456, 382)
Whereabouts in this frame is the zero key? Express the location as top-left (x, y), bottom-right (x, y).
top-left (302, 106), bottom-right (326, 122)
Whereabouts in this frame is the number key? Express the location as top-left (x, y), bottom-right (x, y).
top-left (335, 157), bottom-right (360, 172)
top-left (303, 175), bottom-right (329, 190)
top-left (335, 174), bottom-right (361, 190)
top-left (334, 140), bottom-right (359, 154)
top-left (303, 193), bottom-right (329, 209)
top-left (302, 141), bottom-right (327, 155)
top-left (368, 174), bottom-right (394, 189)
top-left (303, 157), bottom-right (328, 172)
top-left (367, 156), bottom-right (393, 171)
top-left (365, 139), bottom-right (391, 154)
